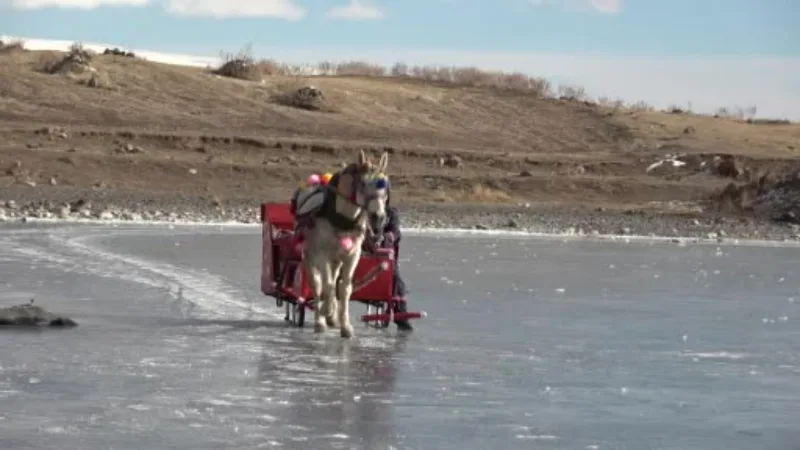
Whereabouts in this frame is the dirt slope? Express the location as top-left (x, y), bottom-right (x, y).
top-left (1, 47), bottom-right (798, 216)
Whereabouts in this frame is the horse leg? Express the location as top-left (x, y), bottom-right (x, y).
top-left (316, 261), bottom-right (338, 333)
top-left (326, 262), bottom-right (342, 328)
top-left (305, 261), bottom-right (327, 333)
top-left (336, 250), bottom-right (360, 339)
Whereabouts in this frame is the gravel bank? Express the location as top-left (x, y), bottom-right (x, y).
top-left (1, 186), bottom-right (799, 243)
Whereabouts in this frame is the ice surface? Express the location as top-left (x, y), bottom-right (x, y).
top-left (0, 223), bottom-right (799, 449)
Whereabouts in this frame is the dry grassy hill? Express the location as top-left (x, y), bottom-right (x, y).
top-left (1, 42), bottom-right (798, 218)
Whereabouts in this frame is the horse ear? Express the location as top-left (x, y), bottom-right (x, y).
top-left (358, 149), bottom-right (368, 166)
top-left (377, 152), bottom-right (389, 173)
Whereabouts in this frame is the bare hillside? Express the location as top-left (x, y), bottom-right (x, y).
top-left (1, 45), bottom-right (798, 216)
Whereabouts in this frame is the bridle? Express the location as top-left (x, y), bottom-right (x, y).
top-left (328, 167), bottom-right (390, 240)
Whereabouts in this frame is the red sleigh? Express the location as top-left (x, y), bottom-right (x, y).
top-left (259, 202), bottom-right (425, 327)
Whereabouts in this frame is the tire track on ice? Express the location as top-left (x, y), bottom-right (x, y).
top-left (2, 231), bottom-right (276, 320)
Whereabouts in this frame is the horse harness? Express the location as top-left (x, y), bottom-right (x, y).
top-left (318, 164), bottom-right (374, 232)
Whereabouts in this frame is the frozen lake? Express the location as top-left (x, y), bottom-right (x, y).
top-left (1, 223), bottom-right (799, 449)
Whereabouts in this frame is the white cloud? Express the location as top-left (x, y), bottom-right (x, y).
top-left (1, 0), bottom-right (307, 18)
top-left (529, 0), bottom-right (623, 14)
top-left (164, 0), bottom-right (305, 19)
top-left (6, 0), bottom-right (148, 8)
top-left (326, 0), bottom-right (383, 20)
top-left (588, 0), bottom-right (621, 13)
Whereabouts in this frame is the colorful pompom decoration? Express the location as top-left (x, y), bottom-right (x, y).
top-left (339, 236), bottom-right (354, 251)
top-left (306, 174), bottom-right (321, 185)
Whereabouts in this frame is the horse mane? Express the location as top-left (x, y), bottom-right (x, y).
top-left (343, 161), bottom-right (373, 174)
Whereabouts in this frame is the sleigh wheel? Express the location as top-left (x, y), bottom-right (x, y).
top-left (379, 302), bottom-right (391, 328)
top-left (286, 300), bottom-right (305, 327)
top-left (365, 302), bottom-right (391, 328)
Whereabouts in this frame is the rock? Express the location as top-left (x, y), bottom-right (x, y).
top-left (776, 211), bottom-right (798, 224)
top-left (117, 143), bottom-right (143, 154)
top-left (5, 200), bottom-right (17, 209)
top-left (519, 170), bottom-right (533, 177)
top-left (439, 155), bottom-right (462, 168)
top-left (0, 303), bottom-right (78, 327)
top-left (98, 210), bottom-right (115, 220)
top-left (683, 126), bottom-right (696, 134)
top-left (188, 168), bottom-right (198, 175)
top-left (69, 198), bottom-right (89, 212)
top-left (49, 177), bottom-right (57, 186)
top-left (712, 155), bottom-right (742, 179)
top-left (505, 218), bottom-right (520, 228)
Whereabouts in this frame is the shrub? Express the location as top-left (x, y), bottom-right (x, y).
top-left (39, 41), bottom-right (94, 75)
top-left (0, 39), bottom-right (25, 53)
top-left (212, 44), bottom-right (262, 80)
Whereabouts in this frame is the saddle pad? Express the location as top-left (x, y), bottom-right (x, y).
top-left (295, 186), bottom-right (325, 217)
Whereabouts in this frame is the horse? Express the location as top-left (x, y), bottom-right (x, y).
top-left (300, 149), bottom-right (390, 338)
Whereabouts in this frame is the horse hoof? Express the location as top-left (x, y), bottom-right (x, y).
top-left (314, 322), bottom-right (327, 333)
top-left (340, 325), bottom-right (354, 339)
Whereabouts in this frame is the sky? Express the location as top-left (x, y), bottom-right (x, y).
top-left (1, 0), bottom-right (799, 119)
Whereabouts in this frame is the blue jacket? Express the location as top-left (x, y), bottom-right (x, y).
top-left (383, 206), bottom-right (401, 246)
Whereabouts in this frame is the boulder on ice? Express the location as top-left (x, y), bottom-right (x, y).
top-left (0, 302), bottom-right (78, 327)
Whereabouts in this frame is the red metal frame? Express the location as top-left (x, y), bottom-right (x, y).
top-left (260, 202), bottom-right (424, 326)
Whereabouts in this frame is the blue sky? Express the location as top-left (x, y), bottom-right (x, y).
top-left (1, 0), bottom-right (799, 118)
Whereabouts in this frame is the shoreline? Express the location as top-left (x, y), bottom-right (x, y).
top-left (2, 187), bottom-right (799, 245)
top-left (8, 216), bottom-right (800, 249)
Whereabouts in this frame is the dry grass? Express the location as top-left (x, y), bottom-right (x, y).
top-left (1, 40), bottom-right (799, 213)
top-left (5, 39), bottom-right (791, 125)
top-left (428, 184), bottom-right (514, 204)
top-left (84, 71), bottom-right (112, 89)
top-left (471, 184), bottom-right (512, 201)
top-left (201, 44), bottom-right (792, 124)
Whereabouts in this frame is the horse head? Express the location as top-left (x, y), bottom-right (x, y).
top-left (353, 149), bottom-right (390, 240)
